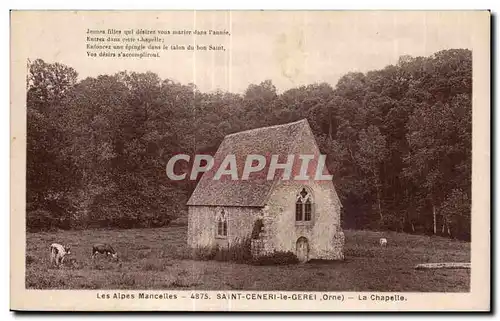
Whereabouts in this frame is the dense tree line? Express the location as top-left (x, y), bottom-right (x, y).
top-left (26, 49), bottom-right (471, 240)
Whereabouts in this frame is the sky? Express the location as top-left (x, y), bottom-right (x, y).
top-left (13, 10), bottom-right (477, 93)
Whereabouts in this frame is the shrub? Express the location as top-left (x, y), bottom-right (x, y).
top-left (251, 251), bottom-right (299, 265)
top-left (191, 245), bottom-right (217, 261)
top-left (191, 238), bottom-right (252, 263)
top-left (214, 238), bottom-right (252, 263)
top-left (251, 219), bottom-right (264, 239)
top-left (191, 240), bottom-right (298, 265)
top-left (26, 209), bottom-right (58, 232)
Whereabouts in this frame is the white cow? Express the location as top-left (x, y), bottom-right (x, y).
top-left (379, 238), bottom-right (388, 247)
top-left (50, 243), bottom-right (71, 266)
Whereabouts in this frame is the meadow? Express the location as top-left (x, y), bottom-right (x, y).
top-left (25, 226), bottom-right (470, 291)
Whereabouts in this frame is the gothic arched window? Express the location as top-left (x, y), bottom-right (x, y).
top-left (216, 209), bottom-right (228, 238)
top-left (296, 188), bottom-right (313, 223)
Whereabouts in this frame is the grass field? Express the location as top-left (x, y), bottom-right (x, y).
top-left (25, 226), bottom-right (470, 291)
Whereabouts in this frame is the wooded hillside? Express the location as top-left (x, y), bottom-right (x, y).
top-left (26, 49), bottom-right (472, 240)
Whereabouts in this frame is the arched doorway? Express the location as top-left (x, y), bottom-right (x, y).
top-left (296, 237), bottom-right (309, 263)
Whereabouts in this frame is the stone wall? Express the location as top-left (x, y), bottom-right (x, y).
top-left (257, 120), bottom-right (345, 261)
top-left (250, 206), bottom-right (275, 257)
top-left (187, 200), bottom-right (344, 261)
top-left (187, 205), bottom-right (262, 249)
top-left (263, 180), bottom-right (343, 261)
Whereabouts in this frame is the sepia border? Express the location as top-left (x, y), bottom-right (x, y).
top-left (10, 10), bottom-right (491, 311)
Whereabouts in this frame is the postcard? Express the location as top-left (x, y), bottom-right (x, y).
top-left (10, 10), bottom-right (490, 311)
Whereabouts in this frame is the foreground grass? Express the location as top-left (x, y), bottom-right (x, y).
top-left (26, 226), bottom-right (470, 291)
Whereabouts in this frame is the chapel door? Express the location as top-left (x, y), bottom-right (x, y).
top-left (296, 237), bottom-right (309, 263)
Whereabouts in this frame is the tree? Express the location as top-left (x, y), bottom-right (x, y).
top-left (439, 189), bottom-right (471, 240)
top-left (405, 94), bottom-right (471, 236)
top-left (57, 74), bottom-right (129, 227)
top-left (27, 59), bottom-right (78, 111)
top-left (26, 59), bottom-right (79, 228)
top-left (242, 80), bottom-right (278, 128)
top-left (355, 126), bottom-right (388, 225)
top-left (25, 49), bottom-right (472, 237)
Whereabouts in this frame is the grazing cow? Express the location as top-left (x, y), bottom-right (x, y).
top-left (50, 243), bottom-right (71, 266)
top-left (379, 238), bottom-right (388, 247)
top-left (92, 243), bottom-right (118, 260)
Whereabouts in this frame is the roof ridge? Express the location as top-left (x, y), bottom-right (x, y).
top-left (224, 119), bottom-right (308, 138)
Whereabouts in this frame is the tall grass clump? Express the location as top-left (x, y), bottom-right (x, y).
top-left (214, 237), bottom-right (252, 263)
top-left (191, 245), bottom-right (217, 261)
top-left (191, 237), bottom-right (252, 263)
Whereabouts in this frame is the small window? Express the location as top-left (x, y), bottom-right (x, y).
top-left (295, 199), bottom-right (303, 221)
top-left (304, 199), bottom-right (312, 221)
top-left (295, 188), bottom-right (313, 223)
top-left (216, 209), bottom-right (228, 238)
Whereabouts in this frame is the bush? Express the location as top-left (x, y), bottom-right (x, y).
top-left (191, 240), bottom-right (298, 265)
top-left (191, 239), bottom-right (298, 265)
top-left (214, 238), bottom-right (252, 263)
top-left (251, 219), bottom-right (264, 239)
top-left (191, 238), bottom-right (252, 263)
top-left (26, 209), bottom-right (58, 232)
top-left (191, 245), bottom-right (217, 261)
top-left (251, 251), bottom-right (299, 265)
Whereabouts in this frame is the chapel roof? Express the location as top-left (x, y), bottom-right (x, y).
top-left (186, 119), bottom-right (324, 207)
